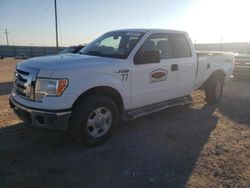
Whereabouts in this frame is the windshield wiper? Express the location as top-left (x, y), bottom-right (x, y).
top-left (79, 51), bottom-right (124, 58)
top-left (84, 51), bottom-right (104, 56)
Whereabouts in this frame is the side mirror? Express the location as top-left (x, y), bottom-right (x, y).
top-left (134, 50), bottom-right (160, 65)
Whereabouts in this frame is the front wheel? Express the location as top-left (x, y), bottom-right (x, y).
top-left (69, 95), bottom-right (119, 146)
top-left (205, 75), bottom-right (224, 104)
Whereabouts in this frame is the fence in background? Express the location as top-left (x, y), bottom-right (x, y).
top-left (1, 42), bottom-right (250, 58)
top-left (195, 42), bottom-right (250, 53)
top-left (0, 45), bottom-right (65, 58)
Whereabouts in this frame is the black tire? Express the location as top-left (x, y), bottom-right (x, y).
top-left (205, 75), bottom-right (224, 105)
top-left (69, 95), bottom-right (119, 146)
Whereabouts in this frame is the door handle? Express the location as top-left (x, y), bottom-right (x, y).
top-left (171, 64), bottom-right (178, 71)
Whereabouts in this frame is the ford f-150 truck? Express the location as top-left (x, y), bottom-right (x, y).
top-left (9, 29), bottom-right (234, 145)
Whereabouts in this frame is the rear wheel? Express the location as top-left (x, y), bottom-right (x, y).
top-left (205, 75), bottom-right (224, 104)
top-left (69, 95), bottom-right (119, 146)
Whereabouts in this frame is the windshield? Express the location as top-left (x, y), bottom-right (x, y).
top-left (79, 31), bottom-right (144, 59)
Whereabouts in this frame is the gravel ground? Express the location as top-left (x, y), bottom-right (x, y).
top-left (0, 59), bottom-right (249, 188)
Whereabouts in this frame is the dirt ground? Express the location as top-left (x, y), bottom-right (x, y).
top-left (0, 59), bottom-right (249, 188)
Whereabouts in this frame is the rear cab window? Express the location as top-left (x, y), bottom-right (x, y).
top-left (169, 33), bottom-right (192, 58)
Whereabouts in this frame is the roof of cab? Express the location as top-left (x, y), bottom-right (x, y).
top-left (109, 28), bottom-right (187, 35)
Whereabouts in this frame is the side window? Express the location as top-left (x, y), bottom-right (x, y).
top-left (137, 33), bottom-right (173, 59)
top-left (170, 34), bottom-right (192, 58)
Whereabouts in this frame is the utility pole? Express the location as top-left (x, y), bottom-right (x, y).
top-left (4, 29), bottom-right (9, 46)
top-left (220, 37), bottom-right (223, 51)
top-left (54, 0), bottom-right (59, 49)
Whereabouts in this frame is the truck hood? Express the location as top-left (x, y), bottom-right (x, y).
top-left (19, 54), bottom-right (115, 70)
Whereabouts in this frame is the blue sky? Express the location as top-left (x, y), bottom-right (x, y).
top-left (1, 0), bottom-right (250, 46)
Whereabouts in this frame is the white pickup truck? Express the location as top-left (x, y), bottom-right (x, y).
top-left (9, 29), bottom-right (234, 145)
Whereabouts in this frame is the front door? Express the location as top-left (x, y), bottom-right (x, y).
top-left (131, 33), bottom-right (178, 109)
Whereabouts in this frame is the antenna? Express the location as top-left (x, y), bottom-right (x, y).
top-left (54, 0), bottom-right (59, 49)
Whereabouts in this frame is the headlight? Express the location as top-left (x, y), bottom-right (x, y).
top-left (35, 78), bottom-right (68, 101)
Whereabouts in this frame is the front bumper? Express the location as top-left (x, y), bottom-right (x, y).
top-left (9, 96), bottom-right (71, 130)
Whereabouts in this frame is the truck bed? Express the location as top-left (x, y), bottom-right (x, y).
top-left (195, 51), bottom-right (235, 89)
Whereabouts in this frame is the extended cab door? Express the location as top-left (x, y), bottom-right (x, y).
top-left (169, 33), bottom-right (197, 96)
top-left (130, 33), bottom-right (178, 109)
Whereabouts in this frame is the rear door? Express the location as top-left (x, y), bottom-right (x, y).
top-left (169, 33), bottom-right (197, 96)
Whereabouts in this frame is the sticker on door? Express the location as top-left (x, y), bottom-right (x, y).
top-left (149, 69), bottom-right (168, 83)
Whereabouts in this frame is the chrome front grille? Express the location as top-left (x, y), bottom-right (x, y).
top-left (235, 56), bottom-right (250, 68)
top-left (14, 66), bottom-right (38, 100)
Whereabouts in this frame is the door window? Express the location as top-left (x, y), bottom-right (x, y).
top-left (136, 33), bottom-right (173, 60)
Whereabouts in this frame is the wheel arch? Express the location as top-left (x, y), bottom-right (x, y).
top-left (72, 86), bottom-right (125, 113)
top-left (202, 69), bottom-right (226, 90)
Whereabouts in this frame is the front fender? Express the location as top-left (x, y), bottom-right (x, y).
top-left (68, 73), bottom-right (130, 109)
